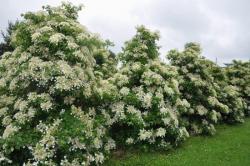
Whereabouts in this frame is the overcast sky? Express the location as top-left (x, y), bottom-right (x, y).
top-left (0, 0), bottom-right (249, 65)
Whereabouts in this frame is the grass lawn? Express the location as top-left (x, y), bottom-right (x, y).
top-left (105, 118), bottom-right (250, 166)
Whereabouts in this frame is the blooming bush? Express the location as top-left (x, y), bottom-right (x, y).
top-left (225, 60), bottom-right (250, 115)
top-left (0, 2), bottom-right (117, 165)
top-left (207, 61), bottom-right (245, 123)
top-left (0, 2), bottom-right (249, 165)
top-left (109, 26), bottom-right (189, 150)
top-left (167, 43), bottom-right (244, 135)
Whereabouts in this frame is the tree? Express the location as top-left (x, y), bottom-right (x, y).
top-left (207, 60), bottom-right (245, 123)
top-left (109, 26), bottom-right (189, 150)
top-left (0, 21), bottom-right (19, 56)
top-left (167, 43), bottom-right (232, 135)
top-left (225, 60), bottom-right (250, 115)
top-left (0, 2), bottom-right (117, 165)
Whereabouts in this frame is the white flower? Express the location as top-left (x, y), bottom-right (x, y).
top-left (155, 91), bottom-right (164, 99)
top-left (131, 62), bottom-right (141, 71)
top-left (31, 32), bottom-right (41, 42)
top-left (33, 144), bottom-right (48, 161)
top-left (135, 86), bottom-right (145, 101)
top-left (120, 87), bottom-right (130, 96)
top-left (93, 138), bottom-right (103, 149)
top-left (104, 139), bottom-right (116, 151)
top-left (164, 85), bottom-right (174, 96)
top-left (160, 107), bottom-right (169, 115)
top-left (208, 96), bottom-right (219, 106)
top-left (19, 100), bottom-right (28, 111)
top-left (70, 138), bottom-right (86, 150)
top-left (0, 78), bottom-right (7, 88)
top-left (142, 70), bottom-right (163, 85)
top-left (68, 41), bottom-right (79, 49)
top-left (142, 93), bottom-right (152, 108)
top-left (27, 108), bottom-right (36, 118)
top-left (155, 128), bottom-right (166, 137)
top-left (39, 26), bottom-right (53, 33)
top-left (57, 60), bottom-right (73, 76)
top-left (18, 52), bottom-right (30, 64)
top-left (95, 153), bottom-right (104, 164)
top-left (0, 107), bottom-right (8, 117)
top-left (181, 99), bottom-right (190, 108)
top-left (126, 105), bottom-right (137, 114)
top-left (76, 33), bottom-right (88, 42)
top-left (2, 116), bottom-right (12, 126)
top-left (126, 138), bottom-right (134, 144)
top-left (139, 129), bottom-right (152, 141)
top-left (114, 73), bottom-right (129, 87)
top-left (64, 96), bottom-right (75, 105)
top-left (14, 112), bottom-right (28, 124)
top-left (9, 78), bottom-right (18, 91)
top-left (2, 124), bottom-right (19, 139)
top-left (49, 33), bottom-right (64, 45)
top-left (111, 102), bottom-right (125, 119)
top-left (196, 105), bottom-right (208, 115)
top-left (40, 101), bottom-right (52, 111)
top-left (59, 21), bottom-right (70, 27)
top-left (180, 127), bottom-right (189, 138)
top-left (162, 117), bottom-right (171, 125)
top-left (210, 110), bottom-right (218, 123)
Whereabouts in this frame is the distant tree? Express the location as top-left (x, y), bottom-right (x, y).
top-left (0, 21), bottom-right (19, 56)
top-left (93, 40), bottom-right (118, 79)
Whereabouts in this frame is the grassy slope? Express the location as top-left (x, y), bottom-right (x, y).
top-left (105, 118), bottom-right (250, 166)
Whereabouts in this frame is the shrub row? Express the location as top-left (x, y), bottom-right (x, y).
top-left (0, 3), bottom-right (249, 165)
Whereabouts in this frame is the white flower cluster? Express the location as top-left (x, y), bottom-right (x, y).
top-left (119, 87), bottom-right (130, 96)
top-left (126, 137), bottom-right (134, 145)
top-left (2, 124), bottom-right (19, 139)
top-left (142, 93), bottom-right (152, 108)
top-left (142, 70), bottom-right (163, 86)
top-left (111, 102), bottom-right (125, 120)
top-left (196, 105), bottom-right (208, 116)
top-left (139, 129), bottom-right (153, 141)
top-left (49, 33), bottom-right (65, 45)
top-left (155, 128), bottom-right (166, 137)
top-left (33, 119), bottom-right (60, 163)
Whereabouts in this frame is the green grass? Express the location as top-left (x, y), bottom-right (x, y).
top-left (105, 118), bottom-right (250, 166)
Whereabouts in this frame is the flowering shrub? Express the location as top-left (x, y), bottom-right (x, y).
top-left (109, 26), bottom-right (189, 150)
top-left (225, 60), bottom-right (250, 115)
top-left (0, 2), bottom-right (117, 165)
top-left (207, 61), bottom-right (245, 123)
top-left (167, 43), bottom-right (244, 135)
top-left (0, 2), bottom-right (249, 165)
